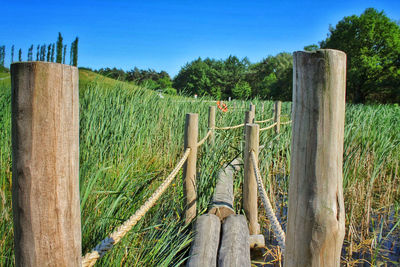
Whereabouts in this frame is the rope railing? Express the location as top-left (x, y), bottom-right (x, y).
top-left (197, 130), bottom-right (212, 147)
top-left (255, 117), bottom-right (274, 123)
top-left (280, 120), bottom-right (292, 125)
top-left (259, 122), bottom-right (278, 131)
top-left (214, 123), bottom-right (245, 130)
top-left (250, 150), bottom-right (286, 252)
top-left (82, 148), bottom-right (191, 267)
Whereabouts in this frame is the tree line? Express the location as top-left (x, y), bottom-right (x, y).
top-left (103, 8), bottom-right (398, 103)
top-left (0, 32), bottom-right (79, 72)
top-left (173, 8), bottom-right (400, 104)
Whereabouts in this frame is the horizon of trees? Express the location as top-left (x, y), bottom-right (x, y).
top-left (1, 8), bottom-right (399, 104)
top-left (0, 32), bottom-right (79, 72)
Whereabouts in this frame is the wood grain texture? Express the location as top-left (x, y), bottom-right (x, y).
top-left (218, 215), bottom-right (251, 267)
top-left (183, 113), bottom-right (198, 224)
top-left (11, 62), bottom-right (81, 267)
top-left (285, 49), bottom-right (346, 267)
top-left (208, 106), bottom-right (216, 145)
top-left (186, 214), bottom-right (221, 267)
top-left (243, 124), bottom-right (260, 235)
top-left (274, 101), bottom-right (281, 134)
top-left (209, 158), bottom-right (241, 220)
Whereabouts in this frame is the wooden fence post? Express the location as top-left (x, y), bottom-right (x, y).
top-left (249, 103), bottom-right (255, 116)
top-left (11, 62), bottom-right (81, 266)
top-left (208, 106), bottom-right (216, 145)
top-left (273, 101), bottom-right (281, 134)
top-left (183, 113), bottom-right (199, 224)
top-left (243, 124), bottom-right (260, 235)
top-left (285, 49), bottom-right (346, 266)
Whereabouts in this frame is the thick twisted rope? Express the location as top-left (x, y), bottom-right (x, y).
top-left (82, 148), bottom-right (191, 267)
top-left (255, 117), bottom-right (274, 123)
top-left (280, 120), bottom-right (292, 125)
top-left (250, 150), bottom-right (286, 252)
top-left (259, 122), bottom-right (278, 131)
top-left (215, 123), bottom-right (245, 130)
top-left (197, 130), bottom-right (212, 147)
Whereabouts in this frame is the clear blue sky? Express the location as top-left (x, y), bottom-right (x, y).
top-left (1, 0), bottom-right (399, 77)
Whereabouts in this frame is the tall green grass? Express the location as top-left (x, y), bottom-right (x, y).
top-left (0, 74), bottom-right (399, 266)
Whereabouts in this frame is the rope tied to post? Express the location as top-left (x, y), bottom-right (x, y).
top-left (197, 130), bottom-right (212, 147)
top-left (259, 122), bottom-right (278, 131)
top-left (255, 117), bottom-right (274, 123)
top-left (214, 123), bottom-right (245, 130)
top-left (250, 150), bottom-right (286, 252)
top-left (81, 148), bottom-right (191, 267)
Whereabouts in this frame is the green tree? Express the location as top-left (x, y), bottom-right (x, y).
top-left (36, 45), bottom-right (40, 61)
top-left (62, 45), bottom-right (66, 64)
top-left (51, 43), bottom-right (55, 62)
top-left (56, 32), bottom-right (63, 63)
top-left (320, 8), bottom-right (400, 103)
top-left (11, 45), bottom-right (14, 63)
top-left (46, 44), bottom-right (51, 61)
top-left (232, 80), bottom-right (252, 99)
top-left (72, 37), bottom-right (78, 66)
top-left (0, 46), bottom-right (5, 66)
top-left (246, 52), bottom-right (292, 100)
top-left (304, 44), bottom-right (319, 51)
top-left (28, 45), bottom-right (33, 61)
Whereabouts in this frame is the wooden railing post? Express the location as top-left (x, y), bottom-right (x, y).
top-left (249, 103), bottom-right (255, 116)
top-left (286, 49), bottom-right (346, 266)
top-left (183, 113), bottom-right (198, 224)
top-left (243, 124), bottom-right (260, 235)
top-left (273, 101), bottom-right (281, 134)
top-left (208, 106), bottom-right (216, 145)
top-left (11, 62), bottom-right (81, 266)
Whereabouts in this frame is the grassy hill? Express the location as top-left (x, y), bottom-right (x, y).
top-left (0, 67), bottom-right (399, 266)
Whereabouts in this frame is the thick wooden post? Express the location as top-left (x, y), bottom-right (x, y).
top-left (208, 106), bottom-right (216, 145)
top-left (183, 113), bottom-right (198, 224)
top-left (273, 101), bottom-right (281, 134)
top-left (11, 62), bottom-right (81, 266)
top-left (249, 103), bottom-right (255, 116)
top-left (285, 49), bottom-right (346, 266)
top-left (243, 124), bottom-right (260, 235)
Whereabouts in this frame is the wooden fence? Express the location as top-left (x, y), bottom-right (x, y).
top-left (10, 49), bottom-right (346, 266)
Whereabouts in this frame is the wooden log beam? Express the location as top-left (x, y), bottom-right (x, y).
top-left (209, 158), bottom-right (241, 221)
top-left (218, 215), bottom-right (251, 267)
top-left (11, 62), bottom-right (81, 266)
top-left (285, 49), bottom-right (346, 266)
top-left (187, 214), bottom-right (221, 267)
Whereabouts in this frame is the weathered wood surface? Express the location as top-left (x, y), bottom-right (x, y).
top-left (286, 49), bottom-right (346, 267)
top-left (209, 158), bottom-right (242, 220)
top-left (11, 62), bottom-right (81, 267)
top-left (274, 101), bottom-right (281, 134)
top-left (249, 234), bottom-right (265, 249)
top-left (208, 106), bottom-right (216, 145)
top-left (218, 215), bottom-right (251, 267)
top-left (243, 124), bottom-right (260, 235)
top-left (187, 214), bottom-right (221, 267)
top-left (183, 113), bottom-right (198, 224)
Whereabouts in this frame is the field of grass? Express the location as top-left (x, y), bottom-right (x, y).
top-left (0, 70), bottom-right (399, 266)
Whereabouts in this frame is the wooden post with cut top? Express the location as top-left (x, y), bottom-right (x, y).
top-left (208, 106), bottom-right (216, 145)
top-left (243, 124), bottom-right (260, 235)
top-left (11, 62), bottom-right (81, 267)
top-left (273, 101), bottom-right (281, 134)
top-left (183, 113), bottom-right (198, 224)
top-left (285, 49), bottom-right (346, 266)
